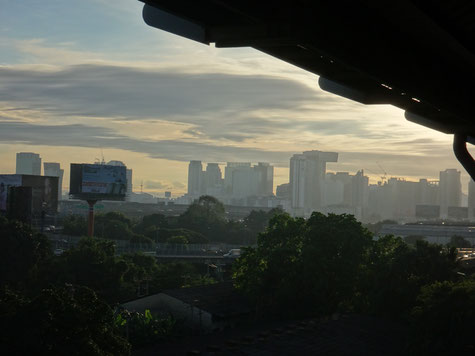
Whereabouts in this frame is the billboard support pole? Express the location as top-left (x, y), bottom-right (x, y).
top-left (87, 200), bottom-right (97, 237)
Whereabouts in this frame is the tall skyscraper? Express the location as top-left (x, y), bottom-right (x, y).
top-left (254, 162), bottom-right (274, 196)
top-left (188, 160), bottom-right (203, 197)
top-left (107, 160), bottom-right (133, 201)
top-left (43, 162), bottom-right (64, 199)
top-left (16, 152), bottom-right (41, 175)
top-left (289, 150), bottom-right (338, 216)
top-left (468, 180), bottom-right (475, 219)
top-left (439, 169), bottom-right (462, 217)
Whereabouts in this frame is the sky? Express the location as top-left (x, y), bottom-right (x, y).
top-left (0, 0), bottom-right (472, 195)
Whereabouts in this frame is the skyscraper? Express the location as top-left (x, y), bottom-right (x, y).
top-left (254, 162), bottom-right (274, 196)
top-left (289, 150), bottom-right (338, 216)
top-left (439, 169), bottom-right (462, 217)
top-left (16, 152), bottom-right (41, 175)
top-left (188, 160), bottom-right (203, 197)
top-left (43, 162), bottom-right (64, 199)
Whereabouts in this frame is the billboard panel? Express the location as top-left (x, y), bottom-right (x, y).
top-left (0, 175), bottom-right (22, 212)
top-left (70, 164), bottom-right (126, 201)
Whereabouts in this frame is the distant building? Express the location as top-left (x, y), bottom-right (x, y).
top-left (276, 183), bottom-right (290, 199)
top-left (107, 160), bottom-right (133, 201)
top-left (43, 162), bottom-right (64, 199)
top-left (204, 163), bottom-right (223, 196)
top-left (188, 160), bottom-right (203, 198)
top-left (468, 180), bottom-right (475, 219)
top-left (16, 152), bottom-right (41, 175)
top-left (253, 162), bottom-right (274, 196)
top-left (289, 150), bottom-right (338, 216)
top-left (164, 191), bottom-right (172, 198)
top-left (439, 169), bottom-right (462, 218)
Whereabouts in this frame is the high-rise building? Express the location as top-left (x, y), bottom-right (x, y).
top-left (107, 160), bottom-right (133, 201)
top-left (43, 162), bottom-right (64, 199)
top-left (253, 162), bottom-right (274, 196)
top-left (289, 150), bottom-right (338, 216)
top-left (188, 160), bottom-right (203, 197)
top-left (415, 179), bottom-right (439, 205)
top-left (468, 180), bottom-right (475, 219)
top-left (439, 169), bottom-right (462, 217)
top-left (16, 152), bottom-right (41, 175)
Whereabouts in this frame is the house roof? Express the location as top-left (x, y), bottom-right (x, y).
top-left (163, 281), bottom-right (251, 318)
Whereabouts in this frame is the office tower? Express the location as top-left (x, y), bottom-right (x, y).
top-left (205, 163), bottom-right (222, 189)
top-left (107, 160), bottom-right (133, 201)
top-left (188, 160), bottom-right (203, 197)
top-left (468, 180), bottom-right (475, 219)
top-left (439, 169), bottom-right (462, 217)
top-left (224, 162), bottom-right (251, 195)
top-left (16, 152), bottom-right (41, 175)
top-left (43, 162), bottom-right (64, 199)
top-left (415, 178), bottom-right (439, 205)
top-left (351, 170), bottom-right (369, 209)
top-left (276, 183), bottom-right (290, 199)
top-left (253, 162), bottom-right (274, 196)
top-left (289, 150), bottom-right (338, 215)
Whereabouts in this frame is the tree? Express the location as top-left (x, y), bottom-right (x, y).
top-left (0, 216), bottom-right (52, 291)
top-left (63, 214), bottom-right (87, 236)
top-left (0, 286), bottom-right (130, 355)
top-left (408, 279), bottom-right (475, 355)
top-left (404, 234), bottom-right (426, 245)
top-left (56, 237), bottom-right (129, 303)
top-left (234, 213), bottom-right (373, 318)
top-left (95, 212), bottom-right (133, 240)
top-left (178, 196), bottom-right (226, 241)
top-left (448, 235), bottom-right (472, 248)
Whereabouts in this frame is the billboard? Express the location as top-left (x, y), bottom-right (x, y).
top-left (0, 174), bottom-right (58, 214)
top-left (70, 164), bottom-right (126, 200)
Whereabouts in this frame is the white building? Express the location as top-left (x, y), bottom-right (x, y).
top-left (439, 169), bottom-right (462, 218)
top-left (289, 150), bottom-right (338, 216)
top-left (16, 152), bottom-right (41, 175)
top-left (187, 160), bottom-right (203, 198)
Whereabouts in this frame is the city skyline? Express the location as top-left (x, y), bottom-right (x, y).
top-left (0, 1), bottom-right (472, 195)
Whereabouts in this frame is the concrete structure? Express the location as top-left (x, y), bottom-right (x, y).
top-left (254, 162), bottom-right (274, 196)
top-left (204, 163), bottom-right (223, 196)
top-left (289, 150), bottom-right (338, 216)
top-left (439, 169), bottom-right (462, 218)
top-left (16, 152), bottom-right (41, 175)
top-left (43, 162), bottom-right (64, 199)
top-left (107, 160), bottom-right (133, 201)
top-left (188, 160), bottom-right (203, 198)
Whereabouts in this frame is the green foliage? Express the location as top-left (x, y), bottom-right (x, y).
top-left (364, 219), bottom-right (397, 234)
top-left (178, 195), bottom-right (226, 241)
top-left (133, 213), bottom-right (169, 235)
top-left (234, 213), bottom-right (372, 318)
top-left (0, 216), bottom-right (52, 290)
top-left (63, 214), bottom-right (87, 236)
top-left (404, 234), bottom-right (426, 245)
top-left (154, 228), bottom-right (207, 244)
top-left (0, 286), bottom-right (130, 355)
top-left (167, 235), bottom-right (189, 244)
top-left (130, 233), bottom-right (154, 246)
top-left (115, 309), bottom-right (178, 349)
top-left (95, 212), bottom-right (133, 240)
top-left (448, 235), bottom-right (472, 248)
top-left (408, 279), bottom-right (475, 355)
top-left (56, 237), bottom-right (129, 303)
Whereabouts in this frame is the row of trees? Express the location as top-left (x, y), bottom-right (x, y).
top-left (233, 212), bottom-right (475, 354)
top-left (0, 216), bottom-right (214, 354)
top-left (63, 195), bottom-right (283, 245)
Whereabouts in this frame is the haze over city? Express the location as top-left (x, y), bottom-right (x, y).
top-left (1, 0), bottom-right (472, 196)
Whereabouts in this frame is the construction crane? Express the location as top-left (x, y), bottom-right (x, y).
top-left (376, 161), bottom-right (388, 183)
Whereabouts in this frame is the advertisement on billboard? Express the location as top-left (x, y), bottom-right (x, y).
top-left (0, 175), bottom-right (22, 211)
top-left (70, 164), bottom-right (126, 200)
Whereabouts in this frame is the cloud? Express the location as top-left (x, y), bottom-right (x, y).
top-left (144, 180), bottom-right (167, 189)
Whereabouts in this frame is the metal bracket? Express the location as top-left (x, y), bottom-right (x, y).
top-left (453, 134), bottom-right (475, 181)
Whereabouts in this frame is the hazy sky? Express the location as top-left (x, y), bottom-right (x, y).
top-left (0, 0), bottom-right (472, 195)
